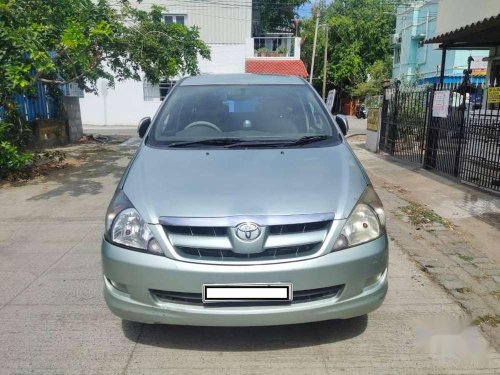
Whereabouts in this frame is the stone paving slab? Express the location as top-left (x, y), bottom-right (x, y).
top-left (350, 141), bottom-right (500, 264)
top-left (350, 141), bottom-right (500, 352)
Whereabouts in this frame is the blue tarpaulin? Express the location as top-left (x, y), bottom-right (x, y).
top-left (418, 75), bottom-right (486, 85)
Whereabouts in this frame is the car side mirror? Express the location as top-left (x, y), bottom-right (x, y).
top-left (335, 114), bottom-right (349, 136)
top-left (138, 117), bottom-right (151, 139)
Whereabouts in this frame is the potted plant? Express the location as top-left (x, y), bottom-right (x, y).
top-left (256, 47), bottom-right (268, 57)
top-left (276, 46), bottom-right (287, 57)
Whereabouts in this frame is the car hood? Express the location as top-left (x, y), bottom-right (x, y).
top-left (123, 143), bottom-right (367, 223)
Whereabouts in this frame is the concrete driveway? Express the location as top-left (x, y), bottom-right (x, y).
top-left (0, 137), bottom-right (499, 374)
top-left (346, 116), bottom-right (367, 136)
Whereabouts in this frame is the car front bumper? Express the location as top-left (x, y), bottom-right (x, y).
top-left (102, 235), bottom-right (388, 326)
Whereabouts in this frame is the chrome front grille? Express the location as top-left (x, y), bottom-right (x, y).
top-left (176, 242), bottom-right (320, 261)
top-left (166, 226), bottom-right (226, 237)
top-left (268, 221), bottom-right (330, 235)
top-left (151, 284), bottom-right (344, 306)
top-left (160, 214), bottom-right (333, 263)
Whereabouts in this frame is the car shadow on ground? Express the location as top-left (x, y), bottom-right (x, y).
top-left (121, 315), bottom-right (368, 351)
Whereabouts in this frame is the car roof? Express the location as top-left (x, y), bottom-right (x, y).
top-left (179, 74), bottom-right (306, 86)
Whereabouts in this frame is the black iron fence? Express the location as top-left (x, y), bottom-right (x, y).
top-left (380, 82), bottom-right (500, 193)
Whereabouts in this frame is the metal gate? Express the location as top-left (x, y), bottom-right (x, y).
top-left (379, 82), bottom-right (429, 164)
top-left (424, 83), bottom-right (466, 177)
top-left (379, 82), bottom-right (500, 193)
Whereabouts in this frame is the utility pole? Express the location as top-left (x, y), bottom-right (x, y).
top-left (309, 8), bottom-right (320, 84)
top-left (322, 25), bottom-right (329, 100)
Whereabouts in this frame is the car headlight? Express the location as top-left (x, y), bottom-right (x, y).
top-left (105, 190), bottom-right (163, 256)
top-left (333, 185), bottom-right (386, 251)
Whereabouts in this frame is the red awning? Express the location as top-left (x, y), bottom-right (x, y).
top-left (245, 59), bottom-right (308, 78)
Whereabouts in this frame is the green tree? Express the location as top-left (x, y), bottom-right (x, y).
top-left (0, 0), bottom-right (210, 102)
top-left (255, 0), bottom-right (308, 33)
top-left (351, 58), bottom-right (392, 98)
top-left (301, 0), bottom-right (398, 96)
top-left (0, 0), bottom-right (210, 176)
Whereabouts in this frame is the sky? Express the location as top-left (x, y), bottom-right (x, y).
top-left (297, 2), bottom-right (313, 18)
top-left (297, 1), bottom-right (333, 19)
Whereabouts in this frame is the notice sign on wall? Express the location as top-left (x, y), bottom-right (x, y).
top-left (432, 90), bottom-right (450, 118)
top-left (487, 87), bottom-right (500, 104)
top-left (367, 108), bottom-right (380, 132)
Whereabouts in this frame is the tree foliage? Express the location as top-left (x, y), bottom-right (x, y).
top-left (351, 58), bottom-right (392, 98)
top-left (301, 0), bottom-right (398, 96)
top-left (0, 0), bottom-right (210, 104)
top-left (0, 0), bottom-right (210, 176)
top-left (256, 0), bottom-right (308, 33)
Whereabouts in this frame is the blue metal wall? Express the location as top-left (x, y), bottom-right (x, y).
top-left (0, 82), bottom-right (58, 122)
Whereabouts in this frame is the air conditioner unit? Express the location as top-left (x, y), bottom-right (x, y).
top-left (412, 33), bottom-right (426, 41)
top-left (392, 33), bottom-right (402, 45)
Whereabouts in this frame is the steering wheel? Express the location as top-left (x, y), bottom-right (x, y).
top-left (184, 121), bottom-right (222, 132)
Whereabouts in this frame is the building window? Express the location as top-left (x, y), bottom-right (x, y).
top-left (159, 80), bottom-right (177, 99)
top-left (143, 79), bottom-right (177, 101)
top-left (164, 14), bottom-right (186, 25)
top-left (394, 47), bottom-right (401, 64)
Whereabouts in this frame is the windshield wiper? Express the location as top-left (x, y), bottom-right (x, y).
top-left (168, 138), bottom-right (243, 148)
top-left (169, 135), bottom-right (331, 149)
top-left (224, 139), bottom-right (293, 148)
top-left (286, 135), bottom-right (330, 146)
top-left (224, 136), bottom-right (331, 149)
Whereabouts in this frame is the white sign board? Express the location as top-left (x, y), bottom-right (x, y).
top-left (326, 89), bottom-right (336, 111)
top-left (432, 90), bottom-right (450, 118)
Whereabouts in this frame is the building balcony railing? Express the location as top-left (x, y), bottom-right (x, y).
top-left (246, 36), bottom-right (301, 59)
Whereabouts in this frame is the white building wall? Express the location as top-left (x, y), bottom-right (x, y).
top-left (80, 44), bottom-right (247, 126)
top-left (80, 79), bottom-right (161, 126)
top-left (136, 0), bottom-right (252, 44)
top-left (80, 1), bottom-right (251, 126)
top-left (197, 44), bottom-right (246, 74)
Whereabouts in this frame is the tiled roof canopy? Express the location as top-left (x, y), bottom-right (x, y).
top-left (425, 13), bottom-right (500, 48)
top-left (245, 59), bottom-right (308, 78)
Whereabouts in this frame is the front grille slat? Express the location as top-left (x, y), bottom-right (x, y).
top-left (165, 225), bottom-right (226, 237)
top-left (176, 243), bottom-right (320, 261)
top-left (164, 219), bottom-right (332, 263)
top-left (268, 220), bottom-right (330, 235)
top-left (151, 285), bottom-right (343, 306)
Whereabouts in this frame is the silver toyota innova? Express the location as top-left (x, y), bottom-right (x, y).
top-left (102, 74), bottom-right (388, 326)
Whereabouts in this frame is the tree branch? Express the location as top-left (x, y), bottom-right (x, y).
top-left (35, 50), bottom-right (102, 85)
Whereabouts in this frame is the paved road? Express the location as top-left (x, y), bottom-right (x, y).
top-left (0, 138), bottom-right (499, 374)
top-left (83, 125), bottom-right (139, 137)
top-left (346, 116), bottom-right (367, 136)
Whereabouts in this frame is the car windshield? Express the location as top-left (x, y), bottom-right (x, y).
top-left (147, 84), bottom-right (340, 148)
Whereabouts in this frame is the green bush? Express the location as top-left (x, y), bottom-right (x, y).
top-left (0, 119), bottom-right (34, 178)
top-left (0, 141), bottom-right (33, 177)
top-left (0, 118), bottom-right (33, 150)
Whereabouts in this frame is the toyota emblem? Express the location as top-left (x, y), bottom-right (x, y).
top-left (235, 222), bottom-right (261, 241)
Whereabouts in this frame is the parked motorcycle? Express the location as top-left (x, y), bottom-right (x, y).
top-left (355, 104), bottom-right (367, 119)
